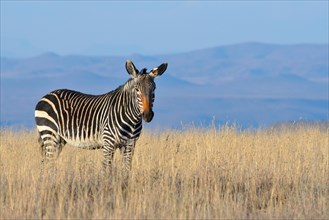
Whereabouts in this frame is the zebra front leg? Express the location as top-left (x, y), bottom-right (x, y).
top-left (122, 140), bottom-right (136, 190)
top-left (101, 143), bottom-right (115, 178)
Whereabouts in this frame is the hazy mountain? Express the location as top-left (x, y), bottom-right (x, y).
top-left (1, 43), bottom-right (328, 128)
top-left (0, 37), bottom-right (44, 58)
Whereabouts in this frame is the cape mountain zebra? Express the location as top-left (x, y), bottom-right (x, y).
top-left (35, 60), bottom-right (168, 186)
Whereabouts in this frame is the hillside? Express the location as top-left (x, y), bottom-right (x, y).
top-left (1, 43), bottom-right (328, 128)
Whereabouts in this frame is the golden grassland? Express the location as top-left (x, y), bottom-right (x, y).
top-left (0, 125), bottom-right (328, 219)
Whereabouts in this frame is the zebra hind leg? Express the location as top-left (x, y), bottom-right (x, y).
top-left (38, 131), bottom-right (65, 180)
top-left (36, 131), bottom-right (65, 218)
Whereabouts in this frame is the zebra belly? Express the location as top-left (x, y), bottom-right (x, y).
top-left (64, 138), bottom-right (103, 150)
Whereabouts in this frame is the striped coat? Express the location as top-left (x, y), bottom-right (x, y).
top-left (35, 60), bottom-right (167, 186)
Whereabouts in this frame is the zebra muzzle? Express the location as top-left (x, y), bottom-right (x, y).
top-left (141, 97), bottom-right (154, 122)
top-left (143, 110), bottom-right (154, 123)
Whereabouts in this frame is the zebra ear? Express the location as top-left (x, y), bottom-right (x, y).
top-left (149, 63), bottom-right (168, 78)
top-left (125, 60), bottom-right (139, 78)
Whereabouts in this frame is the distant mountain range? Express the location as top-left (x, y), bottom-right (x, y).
top-left (1, 42), bottom-right (328, 128)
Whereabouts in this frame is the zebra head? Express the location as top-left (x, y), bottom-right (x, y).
top-left (125, 60), bottom-right (168, 123)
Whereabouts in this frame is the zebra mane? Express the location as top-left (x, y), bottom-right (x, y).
top-left (120, 68), bottom-right (147, 92)
top-left (140, 68), bottom-right (147, 75)
top-left (122, 77), bottom-right (137, 92)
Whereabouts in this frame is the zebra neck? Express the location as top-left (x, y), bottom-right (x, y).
top-left (127, 89), bottom-right (142, 121)
top-left (120, 82), bottom-right (142, 123)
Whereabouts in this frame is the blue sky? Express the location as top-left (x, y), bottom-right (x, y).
top-left (1, 1), bottom-right (328, 57)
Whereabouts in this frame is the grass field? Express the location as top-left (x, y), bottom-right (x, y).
top-left (0, 125), bottom-right (328, 219)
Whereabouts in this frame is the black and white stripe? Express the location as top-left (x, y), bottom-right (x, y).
top-left (35, 60), bottom-right (167, 185)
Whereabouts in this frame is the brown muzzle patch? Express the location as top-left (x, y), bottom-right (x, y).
top-left (142, 97), bottom-right (154, 122)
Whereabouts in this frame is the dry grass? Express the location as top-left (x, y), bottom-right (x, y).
top-left (0, 125), bottom-right (328, 219)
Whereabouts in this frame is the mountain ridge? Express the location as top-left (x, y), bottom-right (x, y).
top-left (1, 42), bottom-right (328, 128)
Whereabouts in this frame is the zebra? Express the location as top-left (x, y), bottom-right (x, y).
top-left (35, 60), bottom-right (168, 186)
